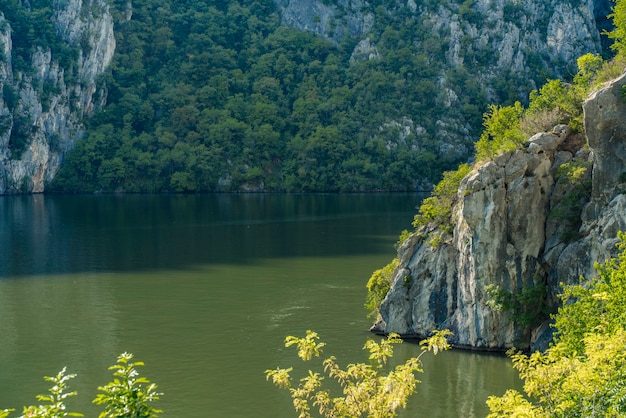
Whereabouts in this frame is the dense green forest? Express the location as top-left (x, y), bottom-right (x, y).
top-left (43, 0), bottom-right (542, 193)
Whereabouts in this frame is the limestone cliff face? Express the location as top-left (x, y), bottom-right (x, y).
top-left (375, 72), bottom-right (626, 350)
top-left (275, 0), bottom-right (611, 166)
top-left (0, 0), bottom-right (115, 193)
top-left (275, 0), bottom-right (609, 71)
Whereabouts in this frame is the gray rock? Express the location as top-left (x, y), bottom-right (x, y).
top-left (378, 70), bottom-right (626, 350)
top-left (583, 72), bottom-right (626, 205)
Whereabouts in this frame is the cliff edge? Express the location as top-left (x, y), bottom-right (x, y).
top-left (374, 72), bottom-right (626, 351)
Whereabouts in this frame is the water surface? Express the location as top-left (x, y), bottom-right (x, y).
top-left (0, 194), bottom-right (520, 417)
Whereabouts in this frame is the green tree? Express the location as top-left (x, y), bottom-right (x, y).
top-left (266, 329), bottom-right (452, 418)
top-left (412, 163), bottom-right (472, 244)
top-left (609, 0), bottom-right (626, 58)
top-left (523, 53), bottom-right (604, 133)
top-left (365, 258), bottom-right (400, 319)
top-left (486, 233), bottom-right (626, 417)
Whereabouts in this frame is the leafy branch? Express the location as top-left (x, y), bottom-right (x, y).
top-left (266, 329), bottom-right (453, 418)
top-left (1, 353), bottom-right (162, 418)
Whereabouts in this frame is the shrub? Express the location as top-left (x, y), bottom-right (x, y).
top-left (412, 163), bottom-right (472, 244)
top-left (549, 158), bottom-right (592, 242)
top-left (486, 233), bottom-right (626, 417)
top-left (365, 258), bottom-right (400, 319)
top-left (474, 102), bottom-right (525, 161)
top-left (484, 277), bottom-right (551, 330)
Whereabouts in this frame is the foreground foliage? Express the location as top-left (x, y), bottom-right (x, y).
top-left (93, 353), bottom-right (162, 418)
top-left (1, 353), bottom-right (161, 418)
top-left (486, 233), bottom-right (626, 417)
top-left (266, 329), bottom-right (452, 418)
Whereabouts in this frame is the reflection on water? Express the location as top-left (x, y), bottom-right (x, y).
top-left (0, 194), bottom-right (521, 417)
top-left (0, 194), bottom-right (415, 277)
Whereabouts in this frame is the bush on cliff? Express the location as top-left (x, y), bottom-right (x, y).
top-left (474, 101), bottom-right (525, 161)
top-left (365, 258), bottom-right (400, 319)
top-left (411, 163), bottom-right (471, 246)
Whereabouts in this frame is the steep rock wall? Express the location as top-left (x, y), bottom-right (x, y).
top-left (274, 0), bottom-right (611, 173)
top-left (275, 0), bottom-right (610, 82)
top-left (0, 0), bottom-right (115, 193)
top-left (375, 72), bottom-right (626, 350)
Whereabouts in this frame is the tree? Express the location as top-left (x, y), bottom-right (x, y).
top-left (486, 233), bottom-right (626, 417)
top-left (365, 258), bottom-right (400, 319)
top-left (523, 53), bottom-right (603, 134)
top-left (266, 329), bottom-right (452, 418)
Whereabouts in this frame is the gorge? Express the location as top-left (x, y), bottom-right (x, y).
top-left (0, 0), bottom-right (615, 193)
top-left (1, 0), bottom-right (625, 352)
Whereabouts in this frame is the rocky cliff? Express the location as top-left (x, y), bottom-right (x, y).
top-left (374, 72), bottom-right (626, 351)
top-left (273, 0), bottom-right (612, 184)
top-left (276, 0), bottom-right (610, 91)
top-left (0, 0), bottom-right (115, 193)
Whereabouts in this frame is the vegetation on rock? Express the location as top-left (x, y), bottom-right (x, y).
top-left (365, 258), bottom-right (400, 319)
top-left (411, 163), bottom-right (471, 245)
top-left (40, 0), bottom-right (604, 193)
top-left (486, 233), bottom-right (626, 417)
top-left (484, 278), bottom-right (551, 330)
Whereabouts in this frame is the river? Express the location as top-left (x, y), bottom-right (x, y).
top-left (0, 194), bottom-right (521, 417)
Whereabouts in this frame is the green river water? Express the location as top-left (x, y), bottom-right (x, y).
top-left (0, 194), bottom-right (521, 417)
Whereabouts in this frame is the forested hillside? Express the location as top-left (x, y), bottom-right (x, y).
top-left (50, 0), bottom-right (469, 192)
top-left (0, 0), bottom-right (611, 192)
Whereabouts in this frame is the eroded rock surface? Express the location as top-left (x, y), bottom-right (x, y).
top-left (376, 72), bottom-right (626, 350)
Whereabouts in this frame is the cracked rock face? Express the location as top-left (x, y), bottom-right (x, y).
top-left (0, 0), bottom-right (115, 193)
top-left (377, 73), bottom-right (626, 350)
top-left (378, 130), bottom-right (566, 350)
top-left (275, 0), bottom-right (609, 80)
top-left (583, 73), bottom-right (626, 205)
